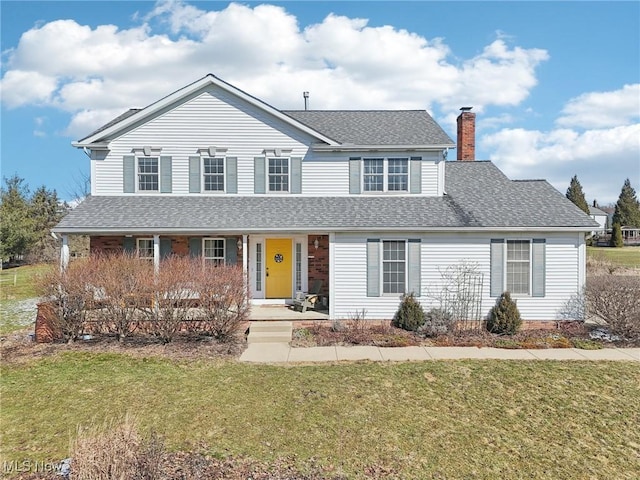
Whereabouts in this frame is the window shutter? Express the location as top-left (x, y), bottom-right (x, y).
top-left (160, 156), bottom-right (172, 193)
top-left (226, 157), bottom-right (238, 194)
top-left (349, 157), bottom-right (361, 194)
top-left (189, 156), bottom-right (200, 193)
top-left (407, 239), bottom-right (421, 296)
top-left (188, 238), bottom-right (202, 258)
top-left (532, 239), bottom-right (546, 297)
top-left (410, 157), bottom-right (422, 194)
top-left (366, 239), bottom-right (380, 297)
top-left (123, 156), bottom-right (135, 193)
top-left (225, 238), bottom-right (238, 265)
top-left (160, 238), bottom-right (172, 259)
top-left (291, 157), bottom-right (302, 194)
top-left (123, 237), bottom-right (135, 253)
top-left (254, 157), bottom-right (265, 194)
top-left (490, 239), bottom-right (505, 297)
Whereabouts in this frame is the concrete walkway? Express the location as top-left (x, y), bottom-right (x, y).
top-left (239, 344), bottom-right (640, 363)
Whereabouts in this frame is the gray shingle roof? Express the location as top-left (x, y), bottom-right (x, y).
top-left (54, 162), bottom-right (597, 234)
top-left (283, 110), bottom-right (454, 146)
top-left (80, 109), bottom-right (141, 142)
top-left (54, 195), bottom-right (474, 234)
top-left (444, 161), bottom-right (598, 228)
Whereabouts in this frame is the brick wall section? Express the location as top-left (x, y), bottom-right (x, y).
top-left (35, 302), bottom-right (61, 342)
top-left (308, 235), bottom-right (329, 296)
top-left (89, 235), bottom-right (243, 265)
top-left (456, 110), bottom-right (476, 161)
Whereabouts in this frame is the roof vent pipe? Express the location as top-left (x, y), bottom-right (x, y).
top-left (303, 91), bottom-right (309, 110)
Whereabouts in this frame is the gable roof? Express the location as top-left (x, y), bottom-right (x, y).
top-left (74, 74), bottom-right (339, 147)
top-left (284, 110), bottom-right (454, 147)
top-left (75, 74), bottom-right (454, 150)
top-left (588, 205), bottom-right (607, 216)
top-left (54, 161), bottom-right (598, 234)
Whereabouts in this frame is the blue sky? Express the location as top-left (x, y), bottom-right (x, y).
top-left (1, 1), bottom-right (639, 204)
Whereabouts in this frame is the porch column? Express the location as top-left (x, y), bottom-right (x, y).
top-left (60, 234), bottom-right (70, 271)
top-left (242, 234), bottom-right (248, 285)
top-left (153, 235), bottom-right (160, 274)
top-left (329, 232), bottom-right (335, 320)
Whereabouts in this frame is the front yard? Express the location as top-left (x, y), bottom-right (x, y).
top-left (1, 353), bottom-right (639, 479)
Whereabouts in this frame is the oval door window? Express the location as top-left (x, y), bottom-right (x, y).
top-left (274, 253), bottom-right (284, 263)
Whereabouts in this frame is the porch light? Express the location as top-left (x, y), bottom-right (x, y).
top-left (314, 238), bottom-right (319, 250)
top-left (237, 237), bottom-right (243, 250)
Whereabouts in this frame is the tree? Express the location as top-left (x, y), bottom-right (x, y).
top-left (0, 175), bottom-right (35, 262)
top-left (612, 178), bottom-right (640, 227)
top-left (610, 223), bottom-right (623, 248)
top-left (29, 186), bottom-right (69, 262)
top-left (565, 175), bottom-right (590, 214)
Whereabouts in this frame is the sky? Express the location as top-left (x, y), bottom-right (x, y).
top-left (1, 0), bottom-right (639, 205)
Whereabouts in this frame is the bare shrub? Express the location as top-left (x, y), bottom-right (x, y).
top-left (556, 290), bottom-right (587, 323)
top-left (72, 415), bottom-right (164, 480)
top-left (36, 260), bottom-right (95, 342)
top-left (192, 264), bottom-right (250, 341)
top-left (344, 309), bottom-right (368, 343)
top-left (141, 255), bottom-right (201, 344)
top-left (93, 253), bottom-right (154, 342)
top-left (586, 275), bottom-right (640, 339)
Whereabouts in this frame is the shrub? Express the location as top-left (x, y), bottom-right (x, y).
top-left (142, 255), bottom-right (201, 344)
top-left (392, 293), bottom-right (425, 331)
top-left (72, 416), bottom-right (164, 480)
top-left (37, 260), bottom-right (95, 342)
top-left (487, 292), bottom-right (522, 335)
top-left (418, 308), bottom-right (454, 337)
top-left (610, 222), bottom-right (623, 247)
top-left (586, 274), bottom-right (640, 339)
top-left (192, 264), bottom-right (250, 341)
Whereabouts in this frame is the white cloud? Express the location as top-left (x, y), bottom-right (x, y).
top-left (557, 84), bottom-right (640, 129)
top-left (0, 1), bottom-right (549, 137)
top-left (481, 123), bottom-right (640, 204)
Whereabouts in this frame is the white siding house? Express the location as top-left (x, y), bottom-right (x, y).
top-left (54, 74), bottom-right (598, 324)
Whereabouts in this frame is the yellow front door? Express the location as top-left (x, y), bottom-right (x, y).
top-left (265, 238), bottom-right (293, 298)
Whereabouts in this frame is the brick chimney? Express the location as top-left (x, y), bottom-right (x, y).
top-left (456, 107), bottom-right (475, 161)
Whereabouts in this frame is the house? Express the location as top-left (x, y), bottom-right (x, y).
top-left (53, 74), bottom-right (598, 324)
top-left (588, 202), bottom-right (608, 234)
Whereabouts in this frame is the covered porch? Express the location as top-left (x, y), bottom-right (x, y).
top-left (249, 304), bottom-right (329, 321)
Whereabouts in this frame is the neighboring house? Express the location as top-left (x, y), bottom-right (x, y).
top-left (588, 203), bottom-right (608, 234)
top-left (53, 74), bottom-right (598, 323)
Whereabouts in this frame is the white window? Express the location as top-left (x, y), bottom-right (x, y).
top-left (506, 240), bottom-right (530, 294)
top-left (137, 238), bottom-right (154, 260)
top-left (382, 240), bottom-right (406, 294)
top-left (268, 157), bottom-right (289, 192)
top-left (295, 242), bottom-right (303, 291)
top-left (255, 243), bottom-right (263, 292)
top-left (203, 238), bottom-right (225, 265)
top-left (363, 158), bottom-right (408, 192)
top-left (137, 157), bottom-right (159, 191)
top-left (203, 157), bottom-right (225, 192)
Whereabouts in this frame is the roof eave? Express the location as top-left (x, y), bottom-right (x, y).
top-left (52, 225), bottom-right (596, 235)
top-left (312, 143), bottom-right (456, 152)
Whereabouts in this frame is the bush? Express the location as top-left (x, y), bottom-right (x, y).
top-left (586, 274), bottom-right (640, 339)
top-left (418, 308), bottom-right (454, 337)
top-left (37, 260), bottom-right (96, 342)
top-left (192, 263), bottom-right (250, 341)
top-left (392, 293), bottom-right (425, 331)
top-left (487, 292), bottom-right (522, 335)
top-left (610, 223), bottom-right (623, 247)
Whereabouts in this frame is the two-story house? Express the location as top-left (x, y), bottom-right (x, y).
top-left (53, 74), bottom-right (597, 323)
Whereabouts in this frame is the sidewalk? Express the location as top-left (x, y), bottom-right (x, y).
top-left (239, 344), bottom-right (640, 363)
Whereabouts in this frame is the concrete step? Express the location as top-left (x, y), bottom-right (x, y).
top-left (249, 321), bottom-right (293, 333)
top-left (247, 331), bottom-right (292, 344)
top-left (247, 321), bottom-right (293, 344)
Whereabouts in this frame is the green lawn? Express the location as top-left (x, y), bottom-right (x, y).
top-left (0, 264), bottom-right (52, 334)
top-left (587, 246), bottom-right (640, 268)
top-left (2, 354), bottom-right (639, 479)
